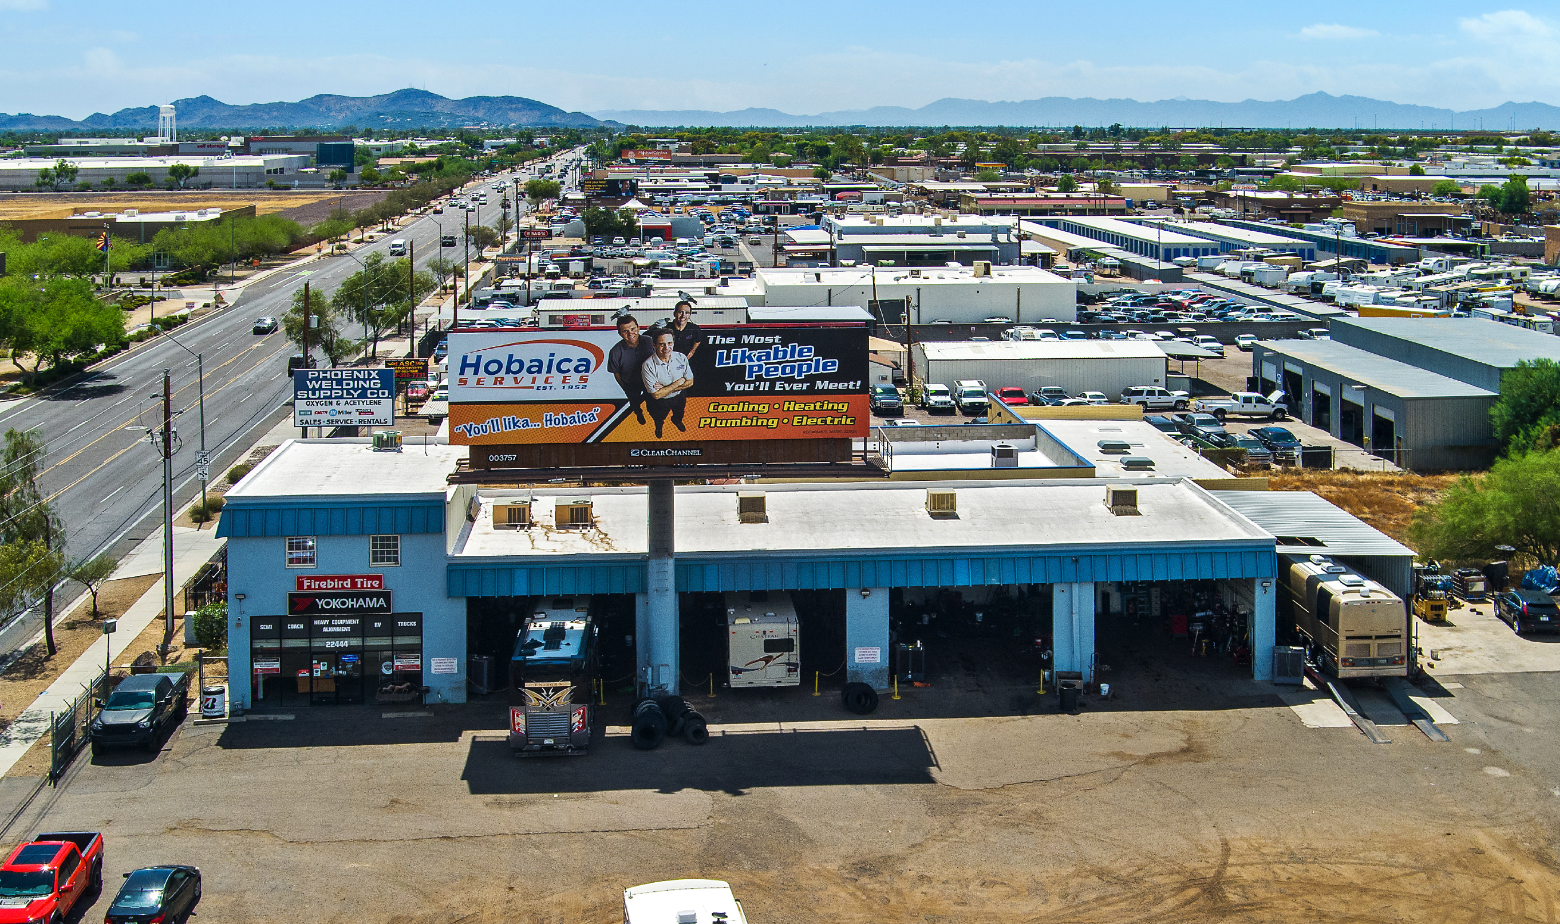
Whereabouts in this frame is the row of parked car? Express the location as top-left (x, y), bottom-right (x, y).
top-left (1145, 414), bottom-right (1303, 464)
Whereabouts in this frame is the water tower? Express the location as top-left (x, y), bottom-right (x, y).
top-left (157, 104), bottom-right (177, 143)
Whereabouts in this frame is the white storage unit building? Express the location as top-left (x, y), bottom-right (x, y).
top-left (750, 266), bottom-right (1076, 324)
top-left (912, 340), bottom-right (1169, 400)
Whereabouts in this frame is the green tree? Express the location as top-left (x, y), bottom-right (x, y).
top-left (0, 429), bottom-right (65, 655)
top-left (67, 554), bottom-right (117, 618)
top-left (465, 225), bottom-right (501, 250)
top-left (283, 286), bottom-right (360, 366)
top-left (125, 172), bottom-right (152, 188)
top-left (1096, 175), bottom-right (1115, 195)
top-left (1490, 359), bottom-right (1560, 453)
top-left (1431, 179), bottom-right (1461, 197)
top-left (192, 600), bottom-right (228, 649)
top-left (360, 167), bottom-right (382, 185)
top-left (426, 256), bottom-right (458, 289)
top-left (812, 165), bottom-right (831, 182)
top-left (0, 276), bottom-right (125, 376)
top-left (524, 178), bottom-right (561, 205)
top-left (1056, 174), bottom-right (1078, 194)
top-left (326, 254), bottom-right (432, 359)
top-left (1498, 175), bottom-right (1530, 215)
top-left (1478, 184), bottom-right (1502, 205)
top-left (165, 163), bottom-right (199, 189)
top-left (328, 168), bottom-right (347, 185)
top-left (1407, 449), bottom-right (1560, 566)
top-left (1409, 164), bottom-right (1426, 176)
top-left (974, 169), bottom-right (1000, 182)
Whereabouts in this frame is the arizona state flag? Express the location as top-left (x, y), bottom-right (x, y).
top-left (95, 232), bottom-right (109, 253)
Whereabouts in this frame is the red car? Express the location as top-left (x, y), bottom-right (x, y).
top-left (404, 380), bottom-right (431, 403)
top-left (994, 387), bottom-right (1029, 406)
top-left (0, 831), bottom-right (103, 924)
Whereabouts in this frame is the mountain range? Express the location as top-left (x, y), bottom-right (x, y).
top-left (0, 89), bottom-right (608, 132)
top-left (592, 92), bottom-right (1560, 130)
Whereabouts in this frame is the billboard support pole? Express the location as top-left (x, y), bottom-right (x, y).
top-left (645, 478), bottom-right (678, 696)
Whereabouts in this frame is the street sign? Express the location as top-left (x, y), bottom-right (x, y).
top-left (196, 464), bottom-right (210, 481)
top-left (292, 368), bottom-right (396, 428)
top-left (195, 450), bottom-right (210, 465)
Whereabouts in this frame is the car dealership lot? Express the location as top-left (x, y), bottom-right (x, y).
top-left (11, 648), bottom-right (1560, 924)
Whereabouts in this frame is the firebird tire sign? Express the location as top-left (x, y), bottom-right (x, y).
top-left (293, 368), bottom-right (396, 428)
top-left (445, 325), bottom-right (868, 445)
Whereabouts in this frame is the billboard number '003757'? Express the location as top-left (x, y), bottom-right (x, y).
top-left (444, 325), bottom-right (869, 445)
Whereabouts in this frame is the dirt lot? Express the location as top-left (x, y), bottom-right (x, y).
top-left (0, 190), bottom-right (387, 224)
top-left (10, 651), bottom-right (1560, 924)
top-left (1268, 469), bottom-right (1461, 545)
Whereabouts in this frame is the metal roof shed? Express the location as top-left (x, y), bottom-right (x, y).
top-left (1330, 318), bottom-right (1560, 393)
top-left (1212, 490), bottom-right (1415, 599)
top-left (1252, 339), bottom-right (1498, 470)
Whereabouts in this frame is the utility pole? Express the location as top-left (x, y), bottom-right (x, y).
top-left (160, 369), bottom-right (175, 655)
top-left (301, 282), bottom-right (311, 439)
top-left (407, 239), bottom-right (415, 340)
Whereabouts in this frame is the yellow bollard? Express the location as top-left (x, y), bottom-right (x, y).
top-left (708, 674), bottom-right (716, 699)
top-left (813, 671), bottom-right (820, 696)
top-left (1037, 671), bottom-right (1046, 696)
top-left (597, 678), bottom-right (606, 706)
top-left (892, 674), bottom-right (901, 701)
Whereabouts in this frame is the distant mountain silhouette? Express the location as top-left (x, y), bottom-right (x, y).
top-left (593, 92), bottom-right (1560, 129)
top-left (0, 89), bottom-right (608, 132)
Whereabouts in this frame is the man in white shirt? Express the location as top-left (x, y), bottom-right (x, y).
top-left (640, 328), bottom-right (693, 437)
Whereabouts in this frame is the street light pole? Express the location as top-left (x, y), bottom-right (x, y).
top-left (160, 370), bottom-right (175, 655)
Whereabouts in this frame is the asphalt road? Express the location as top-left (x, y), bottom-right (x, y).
top-left (0, 152), bottom-right (579, 659)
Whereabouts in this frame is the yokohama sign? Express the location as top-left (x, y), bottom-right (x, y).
top-left (287, 591), bottom-right (392, 615)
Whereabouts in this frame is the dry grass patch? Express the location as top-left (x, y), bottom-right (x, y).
top-left (1267, 469), bottom-right (1465, 547)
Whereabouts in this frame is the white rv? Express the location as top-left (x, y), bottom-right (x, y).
top-left (623, 880), bottom-right (749, 924)
top-left (725, 590), bottom-right (800, 688)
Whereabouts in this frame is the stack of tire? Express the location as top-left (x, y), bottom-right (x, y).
top-left (841, 682), bottom-right (878, 715)
top-left (630, 696), bottom-right (710, 750)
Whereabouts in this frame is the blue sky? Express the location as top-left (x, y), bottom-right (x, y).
top-left (1, 0), bottom-right (1557, 117)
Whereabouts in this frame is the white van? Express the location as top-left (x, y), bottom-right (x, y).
top-left (388, 239), bottom-right (407, 256)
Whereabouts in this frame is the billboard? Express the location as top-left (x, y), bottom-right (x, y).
top-left (384, 358), bottom-right (428, 383)
top-left (293, 368), bottom-right (395, 427)
top-left (445, 325), bottom-right (868, 447)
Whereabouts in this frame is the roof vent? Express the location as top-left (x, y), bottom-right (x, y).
top-left (926, 487), bottom-right (958, 518)
top-left (1121, 456), bottom-right (1155, 470)
top-left (371, 430), bottom-right (402, 452)
top-left (991, 443), bottom-right (1018, 468)
top-left (676, 912), bottom-right (697, 924)
top-left (555, 497), bottom-right (593, 529)
top-left (492, 501), bottom-right (532, 530)
top-left (737, 492), bottom-right (767, 523)
top-left (1097, 439), bottom-right (1132, 454)
top-left (1105, 485), bottom-right (1140, 515)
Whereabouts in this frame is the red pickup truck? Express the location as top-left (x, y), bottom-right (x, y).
top-left (0, 832), bottom-right (103, 924)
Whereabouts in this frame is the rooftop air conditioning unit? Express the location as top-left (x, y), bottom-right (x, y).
top-left (737, 492), bottom-right (767, 523)
top-left (556, 497), bottom-right (593, 529)
top-left (991, 443), bottom-right (1018, 468)
top-left (493, 501), bottom-right (532, 530)
top-left (909, 268), bottom-right (921, 278)
top-left (371, 430), bottom-right (402, 452)
top-left (973, 261), bottom-right (992, 278)
top-left (123, 208), bottom-right (138, 217)
top-left (1105, 485), bottom-right (1140, 515)
top-left (926, 488), bottom-right (958, 518)
top-left (957, 230), bottom-right (967, 238)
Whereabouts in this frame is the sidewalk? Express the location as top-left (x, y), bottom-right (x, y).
top-left (0, 525), bottom-right (226, 777)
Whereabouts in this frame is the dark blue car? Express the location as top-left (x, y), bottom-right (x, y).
top-left (105, 866), bottom-right (201, 924)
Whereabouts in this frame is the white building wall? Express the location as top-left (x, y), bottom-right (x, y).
top-left (758, 275), bottom-right (1076, 324)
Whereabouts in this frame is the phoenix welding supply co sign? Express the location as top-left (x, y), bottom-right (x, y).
top-left (293, 368), bottom-right (395, 427)
top-left (444, 325), bottom-right (869, 447)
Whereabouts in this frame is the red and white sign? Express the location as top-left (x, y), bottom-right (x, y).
top-left (295, 574), bottom-right (384, 592)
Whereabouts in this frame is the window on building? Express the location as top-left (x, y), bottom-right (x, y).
top-left (370, 534), bottom-right (400, 567)
top-left (285, 536), bottom-right (317, 568)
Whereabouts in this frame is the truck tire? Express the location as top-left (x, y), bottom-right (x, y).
top-left (656, 697), bottom-right (687, 736)
top-left (1173, 400), bottom-right (1188, 410)
top-left (1272, 407), bottom-right (1287, 420)
top-left (684, 717), bottom-right (709, 745)
top-left (1212, 409), bottom-right (1227, 422)
top-left (630, 718), bottom-right (665, 750)
top-left (90, 859), bottom-right (102, 893)
top-left (841, 682), bottom-right (879, 715)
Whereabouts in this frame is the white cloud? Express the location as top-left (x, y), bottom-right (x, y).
top-left (1299, 24), bottom-right (1380, 41)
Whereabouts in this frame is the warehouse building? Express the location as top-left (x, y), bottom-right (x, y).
top-left (1251, 338), bottom-right (1498, 470)
top-left (736, 265), bottom-right (1076, 324)
top-left (1146, 219), bottom-right (1319, 261)
top-left (1030, 216), bottom-right (1222, 263)
top-left (913, 340), bottom-right (1169, 400)
top-left (218, 438), bottom-right (1288, 712)
top-left (1221, 219), bottom-right (1420, 265)
top-left (820, 214), bottom-right (1023, 265)
top-left (0, 154), bottom-right (310, 191)
top-left (1, 204), bottom-right (254, 243)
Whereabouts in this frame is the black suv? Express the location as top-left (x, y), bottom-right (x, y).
top-left (1249, 426), bottom-right (1302, 464)
top-left (91, 673), bottom-right (187, 754)
top-left (1493, 588), bottom-right (1560, 635)
top-left (869, 383), bottom-right (903, 415)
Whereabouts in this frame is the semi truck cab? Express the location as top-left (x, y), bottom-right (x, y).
top-left (509, 596), bottom-right (598, 755)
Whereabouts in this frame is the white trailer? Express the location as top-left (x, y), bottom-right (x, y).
top-left (726, 590), bottom-right (800, 688)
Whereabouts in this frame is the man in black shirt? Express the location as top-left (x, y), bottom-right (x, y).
top-left (606, 314), bottom-right (653, 424)
top-left (667, 300), bottom-right (703, 360)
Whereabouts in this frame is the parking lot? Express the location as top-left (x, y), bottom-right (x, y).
top-left (12, 628), bottom-right (1560, 924)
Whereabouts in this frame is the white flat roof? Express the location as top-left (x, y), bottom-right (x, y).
top-left (917, 340), bottom-right (1167, 361)
top-left (453, 479), bottom-right (1272, 560)
top-left (1038, 419), bottom-right (1231, 479)
top-left (226, 439), bottom-right (464, 500)
top-left (758, 266), bottom-right (1071, 288)
top-left (1059, 216), bottom-right (1209, 246)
